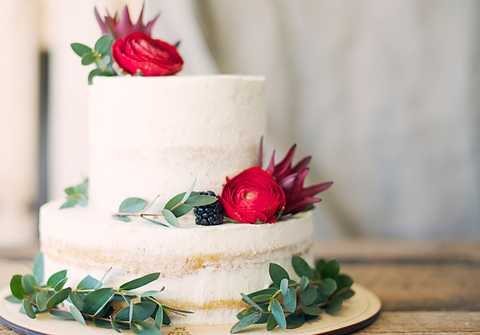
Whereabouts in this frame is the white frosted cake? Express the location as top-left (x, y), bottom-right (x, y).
top-left (39, 75), bottom-right (314, 325)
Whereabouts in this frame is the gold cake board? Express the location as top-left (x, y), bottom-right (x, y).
top-left (0, 283), bottom-right (380, 335)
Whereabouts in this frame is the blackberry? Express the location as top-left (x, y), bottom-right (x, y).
top-left (194, 191), bottom-right (223, 226)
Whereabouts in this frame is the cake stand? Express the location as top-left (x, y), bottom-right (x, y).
top-left (0, 283), bottom-right (380, 335)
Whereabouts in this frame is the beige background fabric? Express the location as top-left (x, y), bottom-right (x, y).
top-left (0, 0), bottom-right (479, 247)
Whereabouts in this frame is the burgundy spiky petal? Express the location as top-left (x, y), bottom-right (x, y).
top-left (265, 143), bottom-right (332, 215)
top-left (94, 4), bottom-right (159, 40)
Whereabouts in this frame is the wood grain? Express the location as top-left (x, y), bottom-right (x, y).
top-left (357, 311), bottom-right (480, 334)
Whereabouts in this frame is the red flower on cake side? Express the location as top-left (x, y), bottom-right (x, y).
top-left (112, 32), bottom-right (183, 76)
top-left (265, 143), bottom-right (333, 215)
top-left (218, 167), bottom-right (286, 224)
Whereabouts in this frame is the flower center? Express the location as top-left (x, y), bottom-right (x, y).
top-left (245, 191), bottom-right (256, 200)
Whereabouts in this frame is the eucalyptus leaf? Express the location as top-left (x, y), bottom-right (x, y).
top-left (246, 287), bottom-right (278, 302)
top-left (60, 199), bottom-right (77, 209)
top-left (81, 52), bottom-right (97, 66)
top-left (270, 299), bottom-right (286, 330)
top-left (315, 259), bottom-right (326, 272)
top-left (112, 214), bottom-right (132, 222)
top-left (280, 278), bottom-right (289, 296)
top-left (119, 273), bottom-right (160, 291)
top-left (301, 303), bottom-right (323, 316)
top-left (184, 195), bottom-right (217, 207)
top-left (154, 305), bottom-right (163, 329)
top-left (325, 296), bottom-right (343, 313)
top-left (69, 291), bottom-right (84, 311)
top-left (230, 312), bottom-right (262, 333)
top-left (161, 304), bottom-right (193, 314)
top-left (10, 275), bottom-right (26, 300)
top-left (300, 276), bottom-right (309, 291)
top-left (22, 274), bottom-right (37, 295)
top-left (141, 216), bottom-right (169, 227)
top-left (110, 316), bottom-right (121, 333)
top-left (320, 260), bottom-right (340, 279)
top-left (87, 68), bottom-right (103, 83)
top-left (5, 295), bottom-right (22, 303)
top-left (180, 179), bottom-right (197, 203)
top-left (269, 263), bottom-right (290, 287)
top-left (319, 277), bottom-right (337, 296)
top-left (71, 43), bottom-right (92, 57)
top-left (97, 55), bottom-right (111, 68)
top-left (47, 288), bottom-right (72, 309)
top-left (141, 289), bottom-right (164, 297)
top-left (93, 318), bottom-right (112, 328)
top-left (114, 302), bottom-right (156, 322)
top-left (69, 305), bottom-right (87, 326)
top-left (96, 267), bottom-right (112, 289)
top-left (47, 270), bottom-right (67, 288)
top-left (164, 192), bottom-right (191, 210)
top-left (162, 209), bottom-right (180, 227)
top-left (77, 194), bottom-right (88, 207)
top-left (75, 181), bottom-right (88, 195)
top-left (292, 255), bottom-right (314, 280)
top-left (77, 275), bottom-right (101, 291)
top-left (33, 253), bottom-right (44, 285)
top-left (49, 309), bottom-right (75, 319)
top-left (88, 68), bottom-right (115, 85)
top-left (119, 198), bottom-right (147, 213)
top-left (266, 314), bottom-right (278, 331)
top-left (299, 285), bottom-right (317, 305)
top-left (129, 301), bottom-right (134, 324)
top-left (252, 294), bottom-right (273, 303)
top-left (140, 195), bottom-right (160, 215)
top-left (23, 299), bottom-right (36, 319)
top-left (241, 293), bottom-right (263, 312)
top-left (82, 288), bottom-right (114, 315)
top-left (335, 288), bottom-right (355, 300)
top-left (131, 320), bottom-right (162, 335)
top-left (54, 277), bottom-right (68, 292)
top-left (171, 204), bottom-right (193, 218)
top-left (335, 274), bottom-right (354, 291)
top-left (64, 186), bottom-right (76, 195)
top-left (283, 287), bottom-right (297, 313)
top-left (35, 290), bottom-right (50, 311)
top-left (162, 308), bottom-right (171, 325)
top-left (95, 35), bottom-right (111, 54)
top-left (285, 313), bottom-right (305, 329)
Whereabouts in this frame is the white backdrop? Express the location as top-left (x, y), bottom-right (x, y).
top-left (1, 0), bottom-right (479, 248)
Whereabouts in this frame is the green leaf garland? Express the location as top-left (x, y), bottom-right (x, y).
top-left (232, 256), bottom-right (355, 333)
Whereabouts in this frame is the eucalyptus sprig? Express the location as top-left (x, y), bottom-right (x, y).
top-left (71, 34), bottom-right (116, 85)
top-left (112, 179), bottom-right (217, 228)
top-left (60, 179), bottom-right (89, 209)
top-left (6, 253), bottom-right (190, 335)
top-left (231, 256), bottom-right (355, 333)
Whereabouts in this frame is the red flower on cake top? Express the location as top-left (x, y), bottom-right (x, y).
top-left (112, 32), bottom-right (183, 76)
top-left (219, 167), bottom-right (286, 224)
top-left (71, 4), bottom-right (183, 84)
top-left (94, 5), bottom-right (159, 39)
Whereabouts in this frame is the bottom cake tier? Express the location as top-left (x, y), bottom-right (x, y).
top-left (39, 200), bottom-right (314, 325)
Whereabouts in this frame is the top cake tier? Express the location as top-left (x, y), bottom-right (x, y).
top-left (88, 75), bottom-right (266, 213)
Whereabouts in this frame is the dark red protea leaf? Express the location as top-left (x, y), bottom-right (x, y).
top-left (265, 143), bottom-right (332, 215)
top-left (94, 4), bottom-right (159, 40)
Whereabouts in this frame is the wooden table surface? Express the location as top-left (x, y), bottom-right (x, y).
top-left (0, 239), bottom-right (479, 334)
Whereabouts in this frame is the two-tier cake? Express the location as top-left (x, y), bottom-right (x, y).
top-left (39, 75), bottom-right (314, 325)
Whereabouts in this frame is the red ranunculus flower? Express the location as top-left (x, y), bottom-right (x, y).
top-left (219, 167), bottom-right (286, 224)
top-left (112, 32), bottom-right (183, 76)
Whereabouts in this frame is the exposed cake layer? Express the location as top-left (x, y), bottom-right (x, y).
top-left (39, 200), bottom-right (314, 325)
top-left (88, 75), bottom-right (266, 213)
